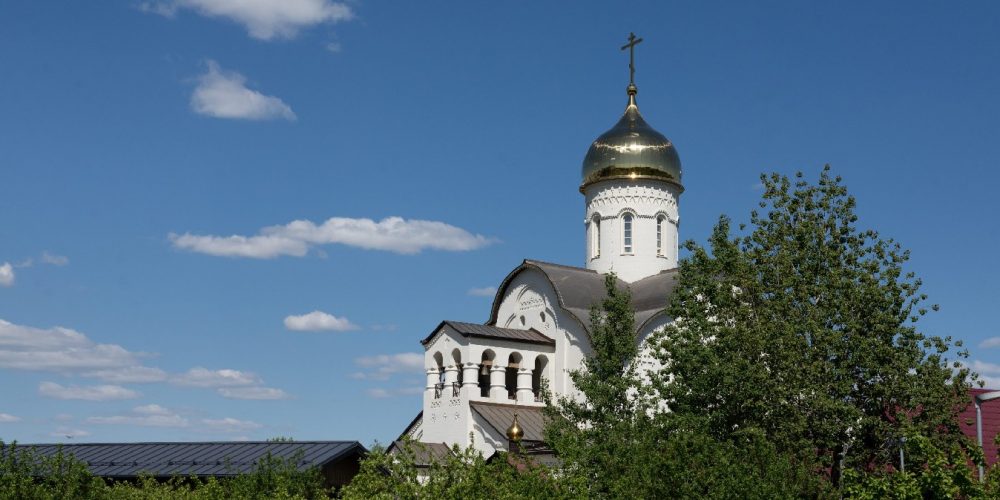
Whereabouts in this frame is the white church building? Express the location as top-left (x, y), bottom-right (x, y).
top-left (397, 49), bottom-right (683, 459)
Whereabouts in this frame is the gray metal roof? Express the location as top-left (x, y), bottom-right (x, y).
top-left (387, 441), bottom-right (453, 466)
top-left (470, 402), bottom-right (546, 443)
top-left (488, 260), bottom-right (679, 334)
top-left (421, 321), bottom-right (555, 347)
top-left (7, 441), bottom-right (364, 478)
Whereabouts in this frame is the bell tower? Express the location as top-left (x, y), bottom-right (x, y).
top-left (581, 33), bottom-right (683, 283)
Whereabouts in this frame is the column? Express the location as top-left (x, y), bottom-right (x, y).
top-left (443, 365), bottom-right (459, 397)
top-left (426, 368), bottom-right (440, 399)
top-left (516, 368), bottom-right (534, 403)
top-left (489, 365), bottom-right (506, 400)
top-left (462, 362), bottom-right (479, 397)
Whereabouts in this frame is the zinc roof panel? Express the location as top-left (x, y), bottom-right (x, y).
top-left (9, 441), bottom-right (365, 479)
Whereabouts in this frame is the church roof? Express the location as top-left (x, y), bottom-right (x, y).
top-left (488, 260), bottom-right (679, 335)
top-left (420, 321), bottom-right (554, 347)
top-left (386, 441), bottom-right (454, 466)
top-left (4, 441), bottom-right (365, 479)
top-left (470, 401), bottom-right (546, 443)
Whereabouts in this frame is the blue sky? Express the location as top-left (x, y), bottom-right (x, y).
top-left (1, 1), bottom-right (998, 444)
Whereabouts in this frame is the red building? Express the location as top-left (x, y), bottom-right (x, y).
top-left (958, 388), bottom-right (1000, 467)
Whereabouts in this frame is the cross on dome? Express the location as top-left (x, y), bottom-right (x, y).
top-left (620, 32), bottom-right (644, 93)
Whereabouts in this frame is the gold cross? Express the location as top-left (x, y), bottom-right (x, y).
top-left (620, 32), bottom-right (644, 86)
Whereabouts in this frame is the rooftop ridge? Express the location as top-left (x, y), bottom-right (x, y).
top-left (522, 259), bottom-right (597, 273)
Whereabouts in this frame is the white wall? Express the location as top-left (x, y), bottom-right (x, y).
top-left (420, 320), bottom-right (556, 451)
top-left (584, 179), bottom-right (681, 283)
top-left (492, 268), bottom-right (592, 399)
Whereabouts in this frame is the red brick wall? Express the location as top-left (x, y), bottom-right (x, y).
top-left (958, 388), bottom-right (1000, 466)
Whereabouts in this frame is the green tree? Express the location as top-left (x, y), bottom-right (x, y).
top-left (1, 441), bottom-right (106, 500)
top-left (652, 167), bottom-right (976, 490)
top-left (542, 273), bottom-right (654, 498)
top-left (543, 274), bottom-right (825, 498)
top-left (341, 441), bottom-right (584, 500)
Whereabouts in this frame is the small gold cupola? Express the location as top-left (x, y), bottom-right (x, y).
top-left (506, 413), bottom-right (524, 443)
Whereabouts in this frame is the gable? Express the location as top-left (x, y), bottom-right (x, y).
top-left (488, 259), bottom-right (679, 336)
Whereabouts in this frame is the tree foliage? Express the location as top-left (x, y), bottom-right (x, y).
top-left (341, 442), bottom-right (585, 500)
top-left (544, 273), bottom-right (826, 498)
top-left (652, 167), bottom-right (977, 489)
top-left (542, 273), bottom-right (650, 497)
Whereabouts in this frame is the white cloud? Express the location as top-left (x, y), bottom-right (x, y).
top-left (284, 311), bottom-right (358, 332)
top-left (87, 404), bottom-right (188, 428)
top-left (134, 404), bottom-right (172, 415)
top-left (0, 263), bottom-right (14, 287)
top-left (979, 374), bottom-right (1000, 390)
top-left (354, 353), bottom-right (425, 380)
top-left (0, 319), bottom-right (149, 373)
top-left (201, 417), bottom-right (262, 433)
top-left (974, 360), bottom-right (1000, 374)
top-left (51, 427), bottom-right (90, 439)
top-left (467, 286), bottom-right (496, 297)
top-left (973, 360), bottom-right (1000, 389)
top-left (87, 405), bottom-right (260, 433)
top-left (980, 337), bottom-right (1000, 349)
top-left (325, 41), bottom-right (342, 53)
top-left (40, 252), bottom-right (69, 266)
top-left (191, 61), bottom-right (296, 121)
top-left (169, 232), bottom-right (306, 258)
top-left (143, 0), bottom-right (353, 40)
top-left (172, 367), bottom-right (261, 387)
top-left (83, 366), bottom-right (168, 384)
top-left (218, 386), bottom-right (290, 400)
top-left (0, 412), bottom-right (20, 423)
top-left (170, 216), bottom-right (495, 259)
top-left (39, 381), bottom-right (140, 401)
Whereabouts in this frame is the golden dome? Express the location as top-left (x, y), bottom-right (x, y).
top-left (581, 85), bottom-right (682, 192)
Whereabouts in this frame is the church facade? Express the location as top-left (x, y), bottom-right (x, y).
top-left (399, 69), bottom-right (684, 458)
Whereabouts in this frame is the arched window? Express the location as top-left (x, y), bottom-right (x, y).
top-left (505, 353), bottom-right (522, 400)
top-left (622, 213), bottom-right (634, 254)
top-left (656, 215), bottom-right (665, 256)
top-left (591, 215), bottom-right (601, 259)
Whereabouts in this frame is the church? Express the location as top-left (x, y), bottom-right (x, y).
top-left (396, 35), bottom-right (682, 458)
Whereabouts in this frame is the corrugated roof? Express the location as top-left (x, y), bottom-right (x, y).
top-left (488, 259), bottom-right (679, 335)
top-left (959, 388), bottom-right (1000, 466)
top-left (421, 321), bottom-right (554, 347)
top-left (5, 441), bottom-right (364, 478)
top-left (470, 402), bottom-right (546, 443)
